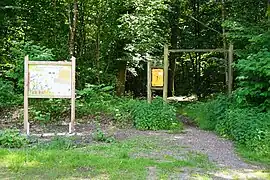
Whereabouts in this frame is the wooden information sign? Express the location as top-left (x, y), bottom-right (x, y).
top-left (24, 56), bottom-right (76, 134)
top-left (151, 68), bottom-right (164, 87)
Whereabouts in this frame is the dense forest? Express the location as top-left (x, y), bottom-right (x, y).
top-left (0, 0), bottom-right (270, 167)
top-left (0, 0), bottom-right (269, 103)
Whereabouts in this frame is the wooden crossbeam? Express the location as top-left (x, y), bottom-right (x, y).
top-left (169, 49), bottom-right (228, 53)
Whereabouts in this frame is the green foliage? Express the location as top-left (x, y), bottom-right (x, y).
top-left (0, 135), bottom-right (214, 179)
top-left (76, 84), bottom-right (133, 127)
top-left (216, 109), bottom-right (270, 153)
top-left (184, 95), bottom-right (230, 130)
top-left (0, 79), bottom-right (22, 108)
top-left (76, 84), bottom-right (115, 115)
top-left (132, 97), bottom-right (182, 130)
top-left (92, 127), bottom-right (116, 143)
top-left (1, 41), bottom-right (55, 94)
top-left (0, 129), bottom-right (28, 148)
top-left (77, 86), bottom-right (181, 131)
top-left (39, 136), bottom-right (74, 150)
top-left (184, 96), bottom-right (270, 159)
top-left (235, 50), bottom-right (270, 110)
top-left (0, 41), bottom-right (55, 110)
top-left (29, 99), bottom-right (70, 123)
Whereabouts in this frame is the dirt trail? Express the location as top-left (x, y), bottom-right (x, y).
top-left (115, 126), bottom-right (269, 180)
top-left (169, 126), bottom-right (267, 179)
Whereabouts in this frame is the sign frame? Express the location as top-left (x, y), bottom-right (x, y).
top-left (24, 56), bottom-right (76, 135)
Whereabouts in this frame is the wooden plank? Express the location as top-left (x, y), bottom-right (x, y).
top-left (70, 56), bottom-right (76, 133)
top-left (28, 95), bottom-right (71, 99)
top-left (150, 66), bottom-right (163, 69)
top-left (24, 55), bottom-right (29, 134)
top-left (151, 87), bottom-right (163, 90)
top-left (28, 61), bottom-right (72, 65)
top-left (147, 60), bottom-right (152, 103)
top-left (163, 45), bottom-right (169, 102)
top-left (228, 44), bottom-right (233, 95)
top-left (169, 49), bottom-right (228, 53)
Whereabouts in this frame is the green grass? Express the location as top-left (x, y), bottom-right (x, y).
top-left (236, 145), bottom-right (270, 167)
top-left (0, 136), bottom-right (214, 179)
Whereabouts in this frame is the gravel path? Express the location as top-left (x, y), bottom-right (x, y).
top-left (116, 126), bottom-right (261, 170)
top-left (178, 126), bottom-right (259, 170)
top-left (115, 125), bottom-right (268, 179)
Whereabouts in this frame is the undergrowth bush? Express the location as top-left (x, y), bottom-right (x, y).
top-left (35, 136), bottom-right (76, 150)
top-left (0, 79), bottom-right (22, 108)
top-left (216, 109), bottom-right (270, 152)
top-left (184, 95), bottom-right (230, 130)
top-left (184, 95), bottom-right (270, 161)
top-left (29, 99), bottom-right (70, 123)
top-left (0, 129), bottom-right (28, 148)
top-left (76, 84), bottom-right (116, 116)
top-left (92, 127), bottom-right (116, 143)
top-left (132, 98), bottom-right (182, 130)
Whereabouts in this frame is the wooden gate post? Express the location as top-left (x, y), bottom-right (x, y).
top-left (147, 60), bottom-right (152, 103)
top-left (163, 45), bottom-right (169, 102)
top-left (228, 44), bottom-right (233, 95)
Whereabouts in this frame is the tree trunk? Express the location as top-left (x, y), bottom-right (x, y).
top-left (69, 0), bottom-right (78, 57)
top-left (96, 29), bottom-right (100, 84)
top-left (168, 0), bottom-right (180, 97)
top-left (222, 0), bottom-right (228, 87)
top-left (116, 61), bottom-right (127, 96)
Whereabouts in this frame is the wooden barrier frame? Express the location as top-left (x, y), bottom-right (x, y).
top-left (147, 44), bottom-right (233, 103)
top-left (24, 56), bottom-right (76, 135)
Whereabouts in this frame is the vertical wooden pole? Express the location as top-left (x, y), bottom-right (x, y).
top-left (222, 0), bottom-right (228, 86)
top-left (24, 55), bottom-right (29, 135)
top-left (228, 44), bottom-right (233, 96)
top-left (163, 45), bottom-right (169, 102)
top-left (147, 60), bottom-right (152, 103)
top-left (70, 56), bottom-right (76, 133)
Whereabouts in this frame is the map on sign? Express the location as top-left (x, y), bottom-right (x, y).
top-left (151, 68), bottom-right (164, 87)
top-left (28, 64), bottom-right (72, 98)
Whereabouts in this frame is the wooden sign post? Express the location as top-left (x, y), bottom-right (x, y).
top-left (147, 44), bottom-right (169, 103)
top-left (24, 56), bottom-right (76, 135)
top-left (163, 45), bottom-right (169, 102)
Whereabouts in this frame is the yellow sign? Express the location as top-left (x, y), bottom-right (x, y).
top-left (151, 69), bottom-right (163, 87)
top-left (28, 64), bottom-right (72, 98)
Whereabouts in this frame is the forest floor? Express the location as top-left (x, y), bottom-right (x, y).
top-left (0, 111), bottom-right (269, 179)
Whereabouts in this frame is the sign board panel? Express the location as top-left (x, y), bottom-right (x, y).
top-left (24, 57), bottom-right (76, 135)
top-left (28, 64), bottom-right (72, 98)
top-left (151, 68), bottom-right (164, 87)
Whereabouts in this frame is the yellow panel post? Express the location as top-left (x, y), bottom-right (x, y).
top-left (228, 44), bottom-right (233, 96)
top-left (147, 60), bottom-right (152, 103)
top-left (163, 45), bottom-right (169, 102)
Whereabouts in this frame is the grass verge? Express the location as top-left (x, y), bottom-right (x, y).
top-left (0, 136), bottom-right (213, 179)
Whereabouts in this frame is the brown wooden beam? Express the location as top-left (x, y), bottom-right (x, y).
top-left (169, 49), bottom-right (228, 53)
